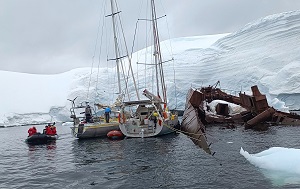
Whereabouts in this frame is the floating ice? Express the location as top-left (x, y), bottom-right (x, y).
top-left (240, 147), bottom-right (300, 186)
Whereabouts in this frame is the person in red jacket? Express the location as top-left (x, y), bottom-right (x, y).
top-left (46, 125), bottom-right (52, 135)
top-left (28, 127), bottom-right (37, 136)
top-left (32, 127), bottom-right (37, 134)
top-left (28, 127), bottom-right (34, 136)
top-left (50, 125), bottom-right (57, 135)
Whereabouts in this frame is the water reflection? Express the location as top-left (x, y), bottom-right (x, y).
top-left (27, 142), bottom-right (57, 161)
top-left (261, 169), bottom-right (300, 186)
top-left (71, 138), bottom-right (125, 166)
top-left (27, 141), bottom-right (57, 150)
top-left (68, 134), bottom-right (180, 188)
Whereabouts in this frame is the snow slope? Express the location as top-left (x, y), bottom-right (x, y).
top-left (1, 10), bottom-right (300, 126)
top-left (171, 10), bottom-right (300, 110)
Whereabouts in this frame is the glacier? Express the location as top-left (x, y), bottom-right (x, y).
top-left (1, 10), bottom-right (300, 126)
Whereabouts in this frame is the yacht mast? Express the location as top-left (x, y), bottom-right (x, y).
top-left (109, 0), bottom-right (122, 94)
top-left (109, 0), bottom-right (140, 101)
top-left (150, 0), bottom-right (167, 103)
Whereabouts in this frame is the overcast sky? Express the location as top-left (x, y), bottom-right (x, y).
top-left (1, 0), bottom-right (300, 74)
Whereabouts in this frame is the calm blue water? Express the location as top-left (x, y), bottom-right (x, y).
top-left (1, 123), bottom-right (300, 189)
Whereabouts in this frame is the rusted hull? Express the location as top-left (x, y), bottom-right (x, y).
top-left (205, 113), bottom-right (243, 124)
top-left (245, 107), bottom-right (276, 129)
top-left (184, 83), bottom-right (300, 131)
top-left (181, 88), bottom-right (212, 155)
top-left (271, 111), bottom-right (300, 125)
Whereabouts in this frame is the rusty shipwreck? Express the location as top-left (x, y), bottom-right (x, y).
top-left (181, 82), bottom-right (300, 154)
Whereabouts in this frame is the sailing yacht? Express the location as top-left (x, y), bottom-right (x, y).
top-left (69, 0), bottom-right (129, 139)
top-left (69, 99), bottom-right (120, 139)
top-left (118, 0), bottom-right (180, 138)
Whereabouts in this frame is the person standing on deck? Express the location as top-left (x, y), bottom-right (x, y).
top-left (105, 107), bottom-right (111, 123)
top-left (152, 111), bottom-right (158, 129)
top-left (85, 105), bottom-right (92, 123)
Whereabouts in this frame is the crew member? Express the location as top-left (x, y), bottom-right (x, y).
top-left (151, 111), bottom-right (158, 129)
top-left (85, 105), bottom-right (92, 123)
top-left (105, 107), bottom-right (111, 123)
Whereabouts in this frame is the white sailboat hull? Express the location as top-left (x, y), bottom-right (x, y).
top-left (119, 118), bottom-right (179, 138)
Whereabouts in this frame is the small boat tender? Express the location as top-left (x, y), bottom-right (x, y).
top-left (25, 133), bottom-right (58, 145)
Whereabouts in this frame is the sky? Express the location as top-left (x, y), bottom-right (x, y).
top-left (1, 0), bottom-right (300, 74)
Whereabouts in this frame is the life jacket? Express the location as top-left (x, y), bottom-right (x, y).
top-left (46, 127), bottom-right (52, 135)
top-left (32, 127), bottom-right (37, 134)
top-left (51, 126), bottom-right (57, 135)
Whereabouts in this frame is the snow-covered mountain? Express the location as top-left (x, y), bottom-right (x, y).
top-left (1, 10), bottom-right (300, 126)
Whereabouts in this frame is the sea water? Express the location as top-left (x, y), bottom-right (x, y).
top-left (1, 123), bottom-right (300, 188)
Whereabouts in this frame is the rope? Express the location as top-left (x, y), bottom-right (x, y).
top-left (160, 117), bottom-right (236, 158)
top-left (164, 14), bottom-right (178, 108)
top-left (94, 1), bottom-right (108, 104)
top-left (162, 121), bottom-right (205, 137)
top-left (86, 0), bottom-right (107, 101)
top-left (165, 118), bottom-right (234, 145)
top-left (167, 120), bottom-right (243, 165)
top-left (161, 121), bottom-right (220, 157)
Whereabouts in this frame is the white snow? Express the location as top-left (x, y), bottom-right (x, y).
top-left (1, 10), bottom-right (300, 126)
top-left (206, 100), bottom-right (247, 115)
